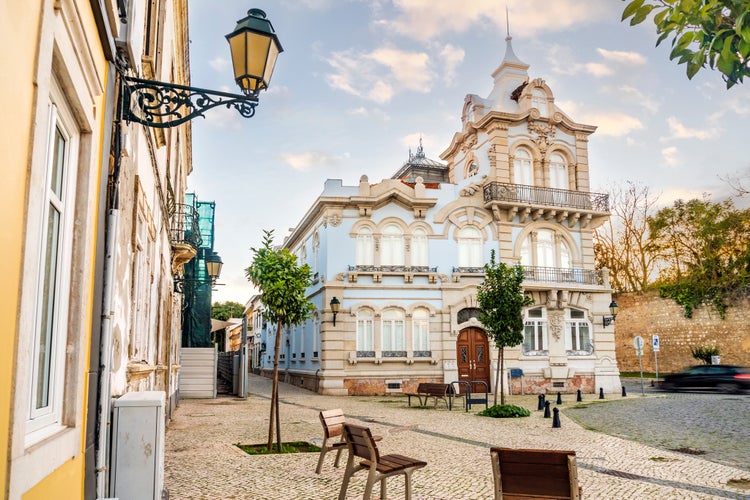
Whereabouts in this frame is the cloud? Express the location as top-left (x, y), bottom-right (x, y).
top-left (661, 146), bottom-right (679, 167)
top-left (615, 85), bottom-right (660, 114)
top-left (596, 48), bottom-right (647, 65)
top-left (662, 117), bottom-right (718, 140)
top-left (578, 112), bottom-right (643, 136)
top-left (279, 151), bottom-right (350, 172)
top-left (584, 62), bottom-right (613, 77)
top-left (381, 0), bottom-right (612, 42)
top-left (325, 47), bottom-right (433, 103)
top-left (209, 57), bottom-right (230, 71)
top-left (348, 107), bottom-right (391, 122)
top-left (439, 43), bottom-right (465, 81)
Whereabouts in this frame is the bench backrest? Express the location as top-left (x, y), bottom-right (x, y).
top-left (418, 383), bottom-right (448, 395)
top-left (490, 447), bottom-right (579, 499)
top-left (320, 409), bottom-right (346, 440)
top-left (342, 423), bottom-right (379, 463)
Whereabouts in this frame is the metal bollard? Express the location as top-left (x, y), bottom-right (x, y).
top-left (537, 394), bottom-right (545, 411)
top-left (622, 385), bottom-right (627, 397)
top-left (552, 407), bottom-right (561, 428)
top-left (556, 392), bottom-right (562, 405)
top-left (544, 400), bottom-right (551, 418)
top-left (599, 387), bottom-right (605, 399)
top-left (576, 389), bottom-right (582, 402)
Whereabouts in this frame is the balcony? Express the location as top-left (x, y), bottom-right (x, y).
top-left (347, 265), bottom-right (439, 284)
top-left (451, 265), bottom-right (605, 286)
top-left (483, 182), bottom-right (609, 228)
top-left (170, 203), bottom-right (202, 273)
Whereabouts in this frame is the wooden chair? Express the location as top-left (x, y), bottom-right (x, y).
top-left (316, 409), bottom-right (349, 474)
top-left (338, 423), bottom-right (426, 500)
top-left (490, 447), bottom-right (582, 499)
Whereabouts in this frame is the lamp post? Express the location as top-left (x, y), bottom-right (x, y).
top-left (330, 297), bottom-right (340, 326)
top-left (174, 250), bottom-right (224, 293)
top-left (120, 8), bottom-right (283, 128)
top-left (603, 300), bottom-right (618, 327)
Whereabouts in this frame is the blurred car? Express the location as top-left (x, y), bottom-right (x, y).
top-left (660, 365), bottom-right (750, 393)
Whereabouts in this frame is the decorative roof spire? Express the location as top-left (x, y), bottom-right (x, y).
top-left (416, 136), bottom-right (425, 158)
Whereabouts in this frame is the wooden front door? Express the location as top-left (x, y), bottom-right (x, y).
top-left (456, 328), bottom-right (491, 393)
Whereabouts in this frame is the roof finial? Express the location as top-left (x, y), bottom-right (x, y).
top-left (505, 6), bottom-right (511, 41)
top-left (416, 136), bottom-right (425, 158)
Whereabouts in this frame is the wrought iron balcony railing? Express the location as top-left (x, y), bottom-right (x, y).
top-left (170, 203), bottom-right (202, 249)
top-left (483, 182), bottom-right (609, 212)
top-left (348, 265), bottom-right (438, 273)
top-left (522, 266), bottom-right (603, 285)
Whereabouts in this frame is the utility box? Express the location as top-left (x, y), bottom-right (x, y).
top-left (110, 391), bottom-right (166, 500)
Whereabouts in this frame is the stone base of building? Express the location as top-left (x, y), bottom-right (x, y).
top-left (508, 375), bottom-right (594, 395)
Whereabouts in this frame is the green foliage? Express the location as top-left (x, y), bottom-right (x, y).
top-left (477, 404), bottom-right (531, 418)
top-left (235, 441), bottom-right (321, 455)
top-left (621, 0), bottom-right (750, 88)
top-left (210, 301), bottom-right (245, 321)
top-left (690, 345), bottom-right (720, 364)
top-left (648, 198), bottom-right (750, 318)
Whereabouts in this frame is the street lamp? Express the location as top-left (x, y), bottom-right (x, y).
top-left (330, 297), bottom-right (340, 326)
top-left (603, 300), bottom-right (618, 327)
top-left (120, 8), bottom-right (283, 128)
top-left (174, 250), bottom-right (224, 293)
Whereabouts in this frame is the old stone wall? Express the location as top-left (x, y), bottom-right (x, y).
top-left (615, 291), bottom-right (750, 374)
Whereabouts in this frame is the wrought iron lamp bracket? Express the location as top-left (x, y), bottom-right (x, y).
top-left (121, 76), bottom-right (259, 129)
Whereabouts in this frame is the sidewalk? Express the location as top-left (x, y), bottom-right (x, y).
top-left (164, 375), bottom-right (749, 499)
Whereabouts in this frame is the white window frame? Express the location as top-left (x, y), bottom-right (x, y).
top-left (520, 230), bottom-right (572, 269)
top-left (312, 313), bottom-right (320, 359)
top-left (411, 227), bottom-right (428, 267)
top-left (356, 226), bottom-right (374, 266)
top-left (356, 309), bottom-right (374, 352)
top-left (532, 89), bottom-right (547, 116)
top-left (565, 309), bottom-right (592, 353)
top-left (514, 147), bottom-right (534, 186)
top-left (27, 91), bottom-right (79, 436)
top-left (412, 308), bottom-right (430, 352)
top-left (381, 309), bottom-right (405, 352)
top-left (523, 307), bottom-right (548, 354)
top-left (380, 224), bottom-right (404, 266)
top-left (458, 226), bottom-right (483, 268)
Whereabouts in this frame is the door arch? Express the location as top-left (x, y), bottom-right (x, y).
top-left (456, 327), bottom-right (491, 392)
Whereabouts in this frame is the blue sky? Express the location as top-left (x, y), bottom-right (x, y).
top-left (187, 0), bottom-right (749, 305)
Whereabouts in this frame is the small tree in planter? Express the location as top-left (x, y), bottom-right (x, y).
top-left (477, 250), bottom-right (533, 406)
top-left (690, 345), bottom-right (720, 365)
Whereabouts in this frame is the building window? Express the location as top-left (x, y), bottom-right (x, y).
top-left (356, 226), bottom-right (374, 266)
top-left (412, 308), bottom-right (430, 355)
top-left (29, 95), bottom-right (78, 434)
top-left (313, 313), bottom-right (320, 359)
top-left (298, 243), bottom-right (307, 266)
top-left (356, 309), bottom-right (374, 353)
top-left (549, 153), bottom-right (568, 190)
top-left (381, 309), bottom-right (405, 354)
top-left (458, 226), bottom-right (483, 268)
top-left (566, 309), bottom-right (592, 354)
top-left (312, 231), bottom-right (320, 275)
top-left (520, 229), bottom-right (571, 269)
top-left (381, 224), bottom-right (404, 266)
top-left (513, 147), bottom-right (534, 186)
top-left (466, 159), bottom-right (479, 178)
top-left (411, 227), bottom-right (428, 267)
top-left (523, 307), bottom-right (548, 354)
top-left (532, 88), bottom-right (547, 116)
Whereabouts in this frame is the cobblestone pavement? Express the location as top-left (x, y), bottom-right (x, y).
top-left (164, 375), bottom-right (750, 499)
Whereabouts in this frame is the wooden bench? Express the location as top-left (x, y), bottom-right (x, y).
top-left (316, 409), bottom-right (382, 474)
top-left (490, 447), bottom-right (582, 499)
top-left (338, 423), bottom-right (427, 500)
top-left (404, 382), bottom-right (450, 408)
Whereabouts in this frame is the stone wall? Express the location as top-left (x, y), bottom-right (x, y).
top-left (614, 291), bottom-right (750, 374)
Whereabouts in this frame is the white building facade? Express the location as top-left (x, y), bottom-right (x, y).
top-left (258, 38), bottom-right (621, 397)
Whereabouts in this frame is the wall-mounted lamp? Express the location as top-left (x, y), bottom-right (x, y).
top-left (120, 8), bottom-right (283, 128)
top-left (330, 297), bottom-right (340, 326)
top-left (603, 300), bottom-right (618, 327)
top-left (174, 250), bottom-right (223, 293)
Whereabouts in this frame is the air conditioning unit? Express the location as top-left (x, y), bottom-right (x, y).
top-left (110, 391), bottom-right (166, 500)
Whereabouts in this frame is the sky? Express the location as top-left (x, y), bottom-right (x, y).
top-left (186, 0), bottom-right (749, 305)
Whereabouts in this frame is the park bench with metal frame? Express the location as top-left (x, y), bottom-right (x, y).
top-left (490, 447), bottom-right (582, 499)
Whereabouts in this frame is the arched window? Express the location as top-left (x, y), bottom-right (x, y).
top-left (565, 308), bottom-right (592, 354)
top-left (520, 229), bottom-right (572, 269)
top-left (356, 309), bottom-right (374, 352)
top-left (549, 153), bottom-right (568, 190)
top-left (523, 307), bottom-right (548, 353)
top-left (466, 159), bottom-right (479, 178)
top-left (312, 232), bottom-right (320, 274)
top-left (297, 244), bottom-right (307, 266)
top-left (412, 308), bottom-right (430, 354)
top-left (313, 313), bottom-right (320, 358)
top-left (356, 226), bottom-right (374, 266)
top-left (381, 224), bottom-right (404, 266)
top-left (381, 309), bottom-right (405, 353)
top-left (532, 88), bottom-right (547, 116)
top-left (411, 227), bottom-right (428, 267)
top-left (513, 148), bottom-right (534, 186)
top-left (458, 226), bottom-right (483, 268)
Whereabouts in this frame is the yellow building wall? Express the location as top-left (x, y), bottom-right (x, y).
top-left (21, 455), bottom-right (84, 500)
top-left (0, 0), bottom-right (44, 495)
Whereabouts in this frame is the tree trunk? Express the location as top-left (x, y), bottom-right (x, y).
top-left (267, 322), bottom-right (283, 450)
top-left (500, 346), bottom-right (505, 405)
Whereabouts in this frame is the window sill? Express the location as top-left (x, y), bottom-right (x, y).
top-left (347, 351), bottom-right (438, 365)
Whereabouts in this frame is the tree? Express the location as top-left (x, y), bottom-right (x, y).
top-left (245, 230), bottom-right (314, 451)
top-left (477, 251), bottom-right (533, 406)
top-left (210, 301), bottom-right (245, 321)
top-left (594, 182), bottom-right (660, 293)
top-left (621, 0), bottom-right (750, 88)
top-left (648, 197), bottom-right (750, 317)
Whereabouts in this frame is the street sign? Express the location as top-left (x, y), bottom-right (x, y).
top-left (652, 335), bottom-right (660, 352)
top-left (633, 336), bottom-right (644, 350)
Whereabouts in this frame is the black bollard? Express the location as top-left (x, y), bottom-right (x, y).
top-left (556, 392), bottom-right (562, 405)
top-left (537, 393), bottom-right (545, 411)
top-left (599, 387), bottom-right (605, 399)
top-left (552, 407), bottom-right (561, 428)
top-left (622, 385), bottom-right (627, 397)
top-left (576, 389), bottom-right (582, 402)
top-left (544, 401), bottom-right (551, 418)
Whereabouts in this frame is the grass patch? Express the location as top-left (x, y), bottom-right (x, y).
top-left (477, 404), bottom-right (530, 418)
top-left (235, 441), bottom-right (321, 455)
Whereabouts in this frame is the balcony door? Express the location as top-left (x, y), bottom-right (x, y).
top-left (456, 328), bottom-right (491, 393)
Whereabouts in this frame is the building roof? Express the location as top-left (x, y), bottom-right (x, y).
top-left (391, 139), bottom-right (449, 183)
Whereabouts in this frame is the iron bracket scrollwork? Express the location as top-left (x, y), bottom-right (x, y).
top-left (121, 76), bottom-right (259, 128)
